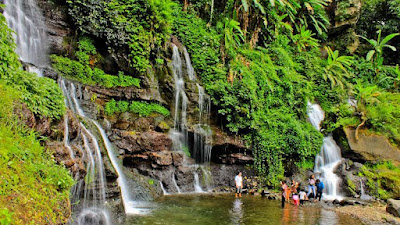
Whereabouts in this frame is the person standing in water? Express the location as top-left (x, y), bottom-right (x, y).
top-left (315, 179), bottom-right (325, 202)
top-left (307, 175), bottom-right (316, 199)
top-left (235, 172), bottom-right (243, 198)
top-left (281, 180), bottom-right (288, 208)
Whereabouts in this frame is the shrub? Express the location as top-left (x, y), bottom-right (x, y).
top-left (104, 99), bottom-right (170, 117)
top-left (51, 55), bottom-right (140, 88)
top-left (359, 161), bottom-right (400, 199)
top-left (0, 83), bottom-right (74, 224)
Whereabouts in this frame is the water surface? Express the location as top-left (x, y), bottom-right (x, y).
top-left (127, 194), bottom-right (362, 225)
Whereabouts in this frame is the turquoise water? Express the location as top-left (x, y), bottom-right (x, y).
top-left (126, 194), bottom-right (362, 225)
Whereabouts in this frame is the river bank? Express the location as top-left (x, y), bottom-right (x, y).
top-left (332, 203), bottom-right (400, 225)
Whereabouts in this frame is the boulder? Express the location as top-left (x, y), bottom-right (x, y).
top-left (387, 199), bottom-right (400, 217)
top-left (344, 127), bottom-right (400, 163)
top-left (110, 130), bottom-right (172, 154)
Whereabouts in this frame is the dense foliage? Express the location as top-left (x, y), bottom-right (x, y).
top-left (0, 12), bottom-right (73, 223)
top-left (62, 0), bottom-right (400, 186)
top-left (51, 55), bottom-right (140, 88)
top-left (105, 99), bottom-right (170, 117)
top-left (0, 11), bottom-right (65, 119)
top-left (357, 0), bottom-right (400, 65)
top-left (67, 0), bottom-right (176, 73)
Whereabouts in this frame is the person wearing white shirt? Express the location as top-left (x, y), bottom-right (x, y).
top-left (235, 172), bottom-right (243, 198)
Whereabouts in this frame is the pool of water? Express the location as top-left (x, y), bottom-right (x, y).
top-left (126, 194), bottom-right (363, 225)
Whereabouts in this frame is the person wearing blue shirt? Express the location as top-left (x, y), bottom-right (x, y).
top-left (315, 179), bottom-right (325, 202)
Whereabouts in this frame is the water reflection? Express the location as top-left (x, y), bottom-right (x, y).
top-left (127, 194), bottom-right (364, 225)
top-left (319, 209), bottom-right (339, 225)
top-left (230, 198), bottom-right (243, 225)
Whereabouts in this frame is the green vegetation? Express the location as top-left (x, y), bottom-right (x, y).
top-left (51, 55), bottom-right (140, 88)
top-left (0, 13), bottom-right (65, 120)
top-left (356, 0), bottom-right (400, 65)
top-left (63, 0), bottom-right (399, 186)
top-left (346, 177), bottom-right (357, 196)
top-left (359, 30), bottom-right (400, 67)
top-left (359, 161), bottom-right (400, 199)
top-left (0, 12), bottom-right (73, 224)
top-left (104, 99), bottom-right (170, 117)
top-left (67, 0), bottom-right (176, 73)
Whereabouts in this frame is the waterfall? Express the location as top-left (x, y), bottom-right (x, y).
top-left (193, 172), bottom-right (204, 193)
top-left (170, 44), bottom-right (189, 153)
top-left (200, 166), bottom-right (214, 191)
top-left (3, 0), bottom-right (48, 74)
top-left (160, 181), bottom-right (169, 195)
top-left (172, 173), bottom-right (181, 193)
top-left (60, 80), bottom-right (111, 224)
top-left (307, 102), bottom-right (342, 200)
top-left (168, 43), bottom-right (214, 193)
top-left (183, 47), bottom-right (195, 81)
top-left (60, 79), bottom-right (151, 222)
top-left (360, 179), bottom-right (373, 200)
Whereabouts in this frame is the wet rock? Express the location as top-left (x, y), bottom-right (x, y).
top-left (387, 199), bottom-right (400, 217)
top-left (110, 130), bottom-right (172, 154)
top-left (339, 199), bottom-right (355, 206)
top-left (333, 199), bottom-right (341, 204)
top-left (36, 0), bottom-right (72, 56)
top-left (172, 152), bottom-right (184, 166)
top-left (149, 151), bottom-right (173, 166)
top-left (156, 121), bottom-right (170, 132)
top-left (327, 0), bottom-right (361, 53)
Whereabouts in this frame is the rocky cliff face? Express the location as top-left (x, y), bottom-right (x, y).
top-left (327, 0), bottom-right (362, 53)
top-left (33, 0), bottom-right (254, 199)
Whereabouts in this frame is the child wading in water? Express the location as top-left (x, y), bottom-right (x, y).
top-left (291, 180), bottom-right (299, 205)
top-left (299, 189), bottom-right (307, 205)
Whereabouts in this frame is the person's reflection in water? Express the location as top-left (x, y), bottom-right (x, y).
top-left (230, 198), bottom-right (243, 225)
top-left (281, 204), bottom-right (291, 224)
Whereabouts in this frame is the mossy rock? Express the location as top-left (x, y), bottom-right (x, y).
top-left (156, 121), bottom-right (170, 132)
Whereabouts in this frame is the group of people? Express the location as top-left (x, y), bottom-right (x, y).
top-left (280, 175), bottom-right (325, 207)
top-left (234, 172), bottom-right (325, 208)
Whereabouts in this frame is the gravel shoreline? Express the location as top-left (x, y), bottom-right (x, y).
top-left (329, 203), bottom-right (400, 225)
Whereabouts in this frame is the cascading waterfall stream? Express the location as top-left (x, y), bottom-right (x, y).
top-left (307, 102), bottom-right (343, 200)
top-left (61, 79), bottom-right (150, 216)
top-left (3, 0), bottom-right (48, 76)
top-left (60, 79), bottom-right (111, 224)
top-left (193, 172), bottom-right (204, 193)
top-left (160, 181), bottom-right (169, 195)
top-left (168, 43), bottom-right (214, 193)
top-left (360, 179), bottom-right (373, 200)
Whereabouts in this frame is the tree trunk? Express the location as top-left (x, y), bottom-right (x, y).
top-left (355, 118), bottom-right (366, 141)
